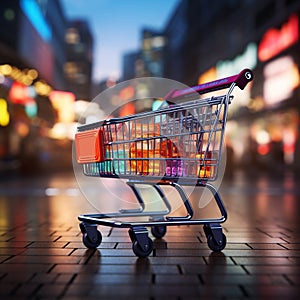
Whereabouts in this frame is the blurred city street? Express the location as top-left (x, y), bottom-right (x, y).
top-left (0, 170), bottom-right (300, 299)
top-left (1, 0), bottom-right (300, 298)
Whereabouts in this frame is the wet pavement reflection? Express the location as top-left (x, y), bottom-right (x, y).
top-left (0, 171), bottom-right (300, 299)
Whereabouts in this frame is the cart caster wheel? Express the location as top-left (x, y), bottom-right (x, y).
top-left (82, 230), bottom-right (102, 249)
top-left (132, 238), bottom-right (153, 258)
top-left (151, 225), bottom-right (167, 239)
top-left (207, 233), bottom-right (226, 252)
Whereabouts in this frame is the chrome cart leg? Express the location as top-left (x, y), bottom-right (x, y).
top-left (128, 226), bottom-right (153, 258)
top-left (165, 182), bottom-right (194, 221)
top-left (119, 181), bottom-right (146, 214)
top-left (123, 181), bottom-right (171, 216)
top-left (152, 184), bottom-right (172, 213)
top-left (148, 184), bottom-right (171, 238)
top-left (198, 182), bottom-right (227, 252)
top-left (79, 222), bottom-right (102, 249)
top-left (203, 182), bottom-right (227, 222)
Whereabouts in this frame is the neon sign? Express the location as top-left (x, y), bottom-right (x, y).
top-left (263, 56), bottom-right (300, 105)
top-left (8, 82), bottom-right (35, 105)
top-left (49, 90), bottom-right (76, 123)
top-left (216, 43), bottom-right (257, 78)
top-left (0, 98), bottom-right (10, 126)
top-left (258, 14), bottom-right (299, 62)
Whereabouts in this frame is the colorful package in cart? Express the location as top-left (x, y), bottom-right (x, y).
top-left (129, 140), bottom-right (162, 176)
top-left (196, 151), bottom-right (218, 179)
top-left (109, 122), bottom-right (130, 175)
top-left (128, 122), bottom-right (162, 175)
top-left (112, 147), bottom-right (129, 175)
top-left (130, 122), bottom-right (161, 138)
top-left (165, 159), bottom-right (186, 177)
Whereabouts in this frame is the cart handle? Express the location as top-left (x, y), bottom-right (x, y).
top-left (165, 69), bottom-right (253, 100)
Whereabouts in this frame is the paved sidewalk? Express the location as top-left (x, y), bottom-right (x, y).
top-left (0, 172), bottom-right (300, 299)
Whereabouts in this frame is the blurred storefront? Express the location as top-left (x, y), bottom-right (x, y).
top-left (213, 13), bottom-right (300, 175)
top-left (226, 13), bottom-right (300, 175)
top-left (162, 0), bottom-right (300, 176)
top-left (0, 0), bottom-right (94, 175)
top-left (0, 64), bottom-right (77, 175)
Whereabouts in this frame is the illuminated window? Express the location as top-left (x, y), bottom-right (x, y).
top-left (64, 62), bottom-right (78, 78)
top-left (66, 28), bottom-right (80, 44)
top-left (142, 39), bottom-right (151, 50)
top-left (151, 36), bottom-right (165, 48)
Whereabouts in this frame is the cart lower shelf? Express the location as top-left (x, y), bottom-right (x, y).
top-left (78, 181), bottom-right (227, 258)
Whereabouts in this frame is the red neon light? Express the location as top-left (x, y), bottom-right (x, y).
top-left (119, 86), bottom-right (135, 101)
top-left (49, 90), bottom-right (76, 103)
top-left (258, 14), bottom-right (299, 62)
top-left (257, 144), bottom-right (270, 156)
top-left (284, 143), bottom-right (295, 154)
top-left (8, 82), bottom-right (35, 105)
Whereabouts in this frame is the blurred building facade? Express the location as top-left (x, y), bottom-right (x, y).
top-left (0, 0), bottom-right (66, 88)
top-left (122, 0), bottom-right (300, 175)
top-left (166, 0), bottom-right (300, 175)
top-left (122, 51), bottom-right (140, 81)
top-left (122, 28), bottom-right (166, 80)
top-left (138, 28), bottom-right (166, 77)
top-left (0, 0), bottom-right (94, 175)
top-left (116, 29), bottom-right (166, 117)
top-left (64, 19), bottom-right (94, 100)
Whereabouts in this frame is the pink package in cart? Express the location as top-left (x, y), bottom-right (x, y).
top-left (165, 159), bottom-right (186, 177)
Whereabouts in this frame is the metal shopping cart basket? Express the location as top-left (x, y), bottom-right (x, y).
top-left (75, 69), bottom-right (253, 257)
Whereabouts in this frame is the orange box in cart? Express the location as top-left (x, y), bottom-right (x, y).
top-left (196, 151), bottom-right (218, 178)
top-left (129, 123), bottom-right (161, 175)
top-left (130, 122), bottom-right (160, 138)
top-left (75, 128), bottom-right (105, 163)
top-left (129, 136), bottom-right (181, 176)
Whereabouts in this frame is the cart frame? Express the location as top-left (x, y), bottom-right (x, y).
top-left (75, 69), bottom-right (253, 257)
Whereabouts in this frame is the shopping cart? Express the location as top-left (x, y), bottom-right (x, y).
top-left (75, 69), bottom-right (253, 257)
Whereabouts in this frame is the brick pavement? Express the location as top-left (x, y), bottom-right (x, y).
top-left (0, 172), bottom-right (300, 299)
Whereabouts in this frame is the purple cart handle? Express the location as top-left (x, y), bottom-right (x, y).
top-left (165, 69), bottom-right (253, 100)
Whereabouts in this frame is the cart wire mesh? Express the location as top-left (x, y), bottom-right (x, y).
top-left (75, 93), bottom-right (230, 183)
